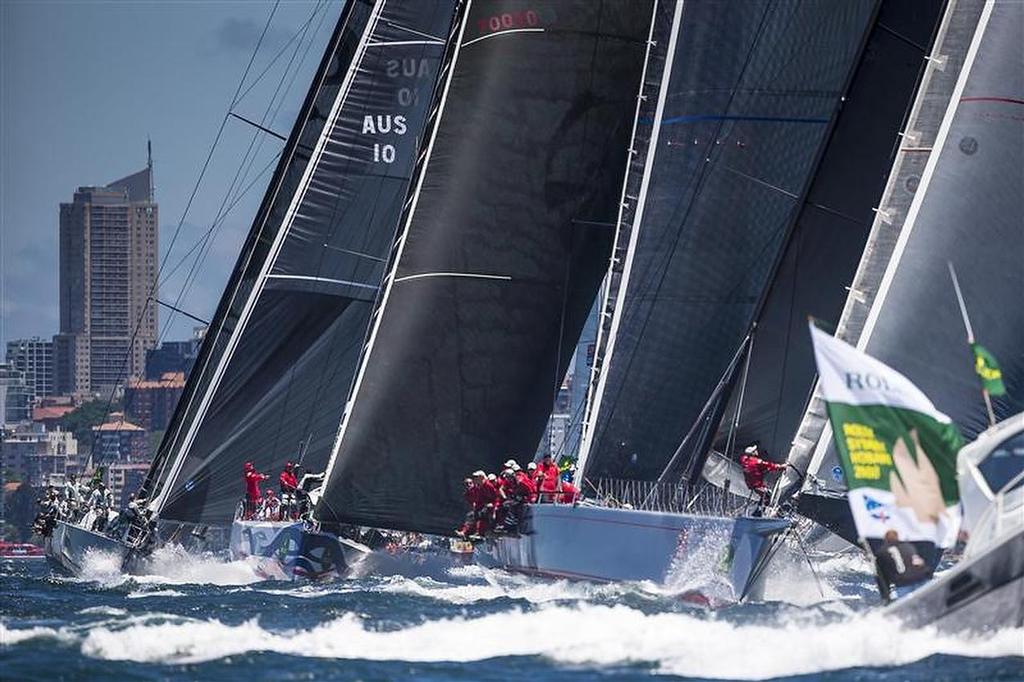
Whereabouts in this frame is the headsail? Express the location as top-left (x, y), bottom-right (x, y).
top-left (709, 0), bottom-right (947, 465)
top-left (315, 0), bottom-right (655, 535)
top-left (793, 0), bottom-right (1023, 539)
top-left (576, 0), bottom-right (880, 483)
top-left (148, 0), bottom-right (457, 525)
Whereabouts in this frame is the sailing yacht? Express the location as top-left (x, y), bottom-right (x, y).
top-left (473, 0), bottom-right (924, 600)
top-left (45, 0), bottom-right (459, 577)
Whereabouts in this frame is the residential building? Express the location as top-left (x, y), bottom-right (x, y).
top-left (91, 412), bottom-right (147, 463)
top-left (5, 337), bottom-right (54, 402)
top-left (1, 424), bottom-right (79, 488)
top-left (56, 149), bottom-right (158, 398)
top-left (145, 340), bottom-right (198, 380)
top-left (124, 371), bottom-right (185, 431)
top-left (0, 363), bottom-right (30, 426)
top-left (107, 462), bottom-right (150, 506)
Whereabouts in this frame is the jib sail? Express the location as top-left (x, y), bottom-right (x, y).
top-left (576, 0), bottom-right (880, 484)
top-left (148, 0), bottom-right (457, 525)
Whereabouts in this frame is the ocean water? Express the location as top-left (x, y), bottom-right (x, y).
top-left (1, 547), bottom-right (1022, 681)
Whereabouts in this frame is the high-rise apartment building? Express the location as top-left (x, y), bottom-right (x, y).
top-left (56, 152), bottom-right (158, 398)
top-left (5, 337), bottom-right (54, 402)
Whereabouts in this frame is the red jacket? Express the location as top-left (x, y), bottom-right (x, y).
top-left (245, 469), bottom-right (268, 500)
top-left (538, 462), bottom-right (560, 492)
top-left (557, 481), bottom-right (579, 504)
top-left (280, 470), bottom-right (298, 493)
top-left (475, 480), bottom-right (500, 508)
top-left (514, 470), bottom-right (537, 502)
top-left (740, 455), bottom-right (783, 491)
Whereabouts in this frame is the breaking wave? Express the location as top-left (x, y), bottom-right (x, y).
top-left (73, 545), bottom-right (264, 588)
top-left (4, 603), bottom-right (1016, 678)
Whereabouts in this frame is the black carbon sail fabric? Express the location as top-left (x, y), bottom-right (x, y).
top-left (580, 0), bottom-right (877, 482)
top-left (808, 0), bottom-right (1024, 516)
top-left (711, 0), bottom-right (946, 465)
top-left (153, 0), bottom-right (457, 525)
top-left (316, 0), bottom-right (654, 535)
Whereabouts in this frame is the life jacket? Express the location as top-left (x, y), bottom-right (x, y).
top-left (476, 480), bottom-right (500, 507)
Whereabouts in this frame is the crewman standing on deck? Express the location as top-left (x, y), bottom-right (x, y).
top-left (243, 462), bottom-right (269, 519)
top-left (739, 445), bottom-right (785, 506)
top-left (537, 454), bottom-right (561, 503)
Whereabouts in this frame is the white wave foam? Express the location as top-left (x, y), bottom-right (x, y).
top-left (77, 606), bottom-right (129, 616)
top-left (0, 623), bottom-right (70, 646)
top-left (73, 544), bottom-right (264, 588)
top-left (75, 603), bottom-right (1023, 676)
top-left (131, 545), bottom-right (264, 586)
top-left (126, 589), bottom-right (186, 599)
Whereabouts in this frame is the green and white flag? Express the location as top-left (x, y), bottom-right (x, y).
top-left (971, 343), bottom-right (1006, 396)
top-left (809, 323), bottom-right (963, 548)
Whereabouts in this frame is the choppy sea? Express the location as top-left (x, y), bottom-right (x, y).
top-left (1, 546), bottom-right (1021, 681)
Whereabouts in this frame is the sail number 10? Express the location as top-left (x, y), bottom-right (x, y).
top-left (477, 10), bottom-right (540, 33)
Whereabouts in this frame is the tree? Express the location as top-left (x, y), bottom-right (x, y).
top-left (59, 399), bottom-right (122, 453)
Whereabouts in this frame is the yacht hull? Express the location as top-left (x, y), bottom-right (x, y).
top-left (474, 503), bottom-right (789, 601)
top-left (228, 519), bottom-right (357, 581)
top-left (885, 527), bottom-right (1024, 634)
top-left (44, 520), bottom-right (129, 574)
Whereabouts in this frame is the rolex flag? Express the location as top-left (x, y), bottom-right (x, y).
top-left (809, 323), bottom-right (963, 548)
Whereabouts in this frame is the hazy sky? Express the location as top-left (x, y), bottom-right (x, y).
top-left (1, 0), bottom-right (342, 347)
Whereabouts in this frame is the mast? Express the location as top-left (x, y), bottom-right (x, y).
top-left (147, 0), bottom-right (457, 524)
top-left (315, 0), bottom-right (655, 535)
top-left (576, 0), bottom-right (685, 482)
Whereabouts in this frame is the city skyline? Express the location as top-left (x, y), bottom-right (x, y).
top-left (0, 0), bottom-right (340, 349)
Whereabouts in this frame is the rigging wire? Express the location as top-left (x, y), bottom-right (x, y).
top-left (88, 1), bottom-right (284, 467)
top-left (159, 0), bottom-right (326, 345)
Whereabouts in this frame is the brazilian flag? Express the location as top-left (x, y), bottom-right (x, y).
top-left (971, 343), bottom-right (1006, 396)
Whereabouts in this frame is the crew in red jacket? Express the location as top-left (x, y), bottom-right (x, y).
top-left (739, 445), bottom-right (785, 504)
top-left (536, 454), bottom-right (561, 503)
top-left (279, 462), bottom-right (299, 519)
top-left (456, 477), bottom-right (479, 537)
top-left (474, 471), bottom-right (500, 536)
top-left (514, 467), bottom-right (537, 503)
top-left (557, 480), bottom-right (580, 504)
top-left (243, 462), bottom-right (269, 519)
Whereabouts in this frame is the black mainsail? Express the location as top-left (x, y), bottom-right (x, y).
top-left (575, 0), bottom-right (881, 483)
top-left (791, 0), bottom-right (1023, 541)
top-left (315, 0), bottom-right (655, 535)
top-left (147, 0), bottom-right (457, 525)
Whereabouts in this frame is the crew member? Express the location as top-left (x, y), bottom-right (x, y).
top-left (263, 489), bottom-right (281, 521)
top-left (473, 470), bottom-right (500, 537)
top-left (279, 462), bottom-right (299, 520)
top-left (557, 480), bottom-right (580, 504)
top-left (513, 466), bottom-right (537, 503)
top-left (874, 530), bottom-right (935, 604)
top-left (456, 477), bottom-right (479, 537)
top-left (739, 445), bottom-right (785, 505)
top-left (537, 454), bottom-right (561, 503)
top-left (243, 462), bottom-right (269, 519)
